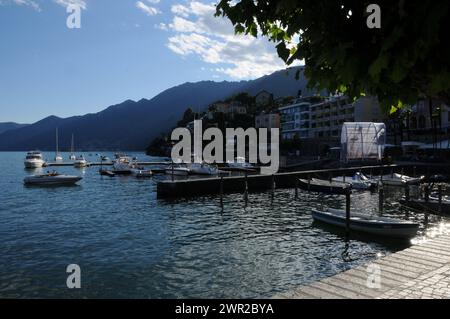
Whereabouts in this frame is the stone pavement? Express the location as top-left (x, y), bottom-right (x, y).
top-left (275, 233), bottom-right (450, 299)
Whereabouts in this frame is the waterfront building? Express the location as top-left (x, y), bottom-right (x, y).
top-left (279, 95), bottom-right (384, 140)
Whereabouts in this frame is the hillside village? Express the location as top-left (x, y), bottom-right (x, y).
top-left (147, 90), bottom-right (450, 166)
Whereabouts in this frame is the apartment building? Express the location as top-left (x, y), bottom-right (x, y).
top-left (279, 95), bottom-right (384, 140)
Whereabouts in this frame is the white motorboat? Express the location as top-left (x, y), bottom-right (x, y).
top-left (227, 157), bottom-right (255, 169)
top-left (24, 171), bottom-right (82, 186)
top-left (24, 151), bottom-right (45, 168)
top-left (165, 165), bottom-right (190, 176)
top-left (54, 128), bottom-right (63, 162)
top-left (380, 173), bottom-right (423, 186)
top-left (332, 172), bottom-right (377, 190)
top-left (69, 134), bottom-right (76, 161)
top-left (113, 155), bottom-right (133, 173)
top-left (74, 155), bottom-right (88, 168)
top-left (312, 208), bottom-right (419, 239)
top-left (188, 162), bottom-right (219, 175)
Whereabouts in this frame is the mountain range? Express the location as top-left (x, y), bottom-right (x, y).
top-left (0, 66), bottom-right (314, 151)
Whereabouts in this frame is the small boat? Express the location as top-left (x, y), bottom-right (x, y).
top-left (165, 165), bottom-right (190, 176)
top-left (54, 128), bottom-right (63, 162)
top-left (99, 169), bottom-right (115, 177)
top-left (332, 172), bottom-right (378, 190)
top-left (100, 155), bottom-right (110, 162)
top-left (298, 178), bottom-right (350, 194)
top-left (226, 157), bottom-right (256, 170)
top-left (113, 155), bottom-right (133, 174)
top-left (379, 173), bottom-right (423, 186)
top-left (24, 171), bottom-right (82, 186)
top-left (312, 209), bottom-right (419, 239)
top-left (74, 155), bottom-right (88, 168)
top-left (24, 151), bottom-right (45, 168)
top-left (188, 162), bottom-right (219, 175)
top-left (131, 168), bottom-right (153, 178)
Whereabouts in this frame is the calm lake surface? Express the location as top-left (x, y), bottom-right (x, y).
top-left (1, 151), bottom-right (449, 298)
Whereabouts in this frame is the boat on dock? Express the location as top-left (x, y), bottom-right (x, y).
top-left (332, 172), bottom-right (378, 190)
top-left (312, 208), bottom-right (419, 239)
top-left (188, 162), bottom-right (219, 175)
top-left (165, 165), bottom-right (190, 176)
top-left (131, 168), bottom-right (153, 178)
top-left (24, 151), bottom-right (45, 168)
top-left (298, 178), bottom-right (350, 194)
top-left (112, 155), bottom-right (133, 174)
top-left (24, 171), bottom-right (82, 186)
top-left (226, 157), bottom-right (257, 171)
top-left (379, 173), bottom-right (423, 186)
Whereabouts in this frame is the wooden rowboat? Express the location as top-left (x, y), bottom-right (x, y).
top-left (312, 209), bottom-right (419, 239)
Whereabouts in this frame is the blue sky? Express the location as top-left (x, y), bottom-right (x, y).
top-left (0, 0), bottom-right (289, 123)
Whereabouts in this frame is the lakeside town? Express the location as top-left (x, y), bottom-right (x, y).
top-left (2, 0), bottom-right (450, 305)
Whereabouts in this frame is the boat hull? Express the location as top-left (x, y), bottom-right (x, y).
top-left (24, 175), bottom-right (82, 186)
top-left (298, 178), bottom-right (349, 194)
top-left (312, 209), bottom-right (419, 239)
top-left (24, 160), bottom-right (45, 168)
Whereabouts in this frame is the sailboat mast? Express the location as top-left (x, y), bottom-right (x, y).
top-left (56, 127), bottom-right (59, 155)
top-left (71, 134), bottom-right (74, 153)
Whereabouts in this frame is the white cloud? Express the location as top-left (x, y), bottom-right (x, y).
top-left (136, 0), bottom-right (160, 16)
top-left (53, 0), bottom-right (87, 10)
top-left (163, 1), bottom-right (293, 79)
top-left (2, 0), bottom-right (41, 11)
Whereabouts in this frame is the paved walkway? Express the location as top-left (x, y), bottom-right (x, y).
top-left (275, 233), bottom-right (450, 299)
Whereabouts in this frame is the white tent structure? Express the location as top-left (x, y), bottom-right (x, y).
top-left (340, 122), bottom-right (386, 162)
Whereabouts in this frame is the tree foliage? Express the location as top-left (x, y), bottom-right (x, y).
top-left (215, 0), bottom-right (450, 112)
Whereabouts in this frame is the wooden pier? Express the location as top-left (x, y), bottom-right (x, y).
top-left (157, 164), bottom-right (401, 198)
top-left (44, 161), bottom-right (170, 167)
top-left (275, 233), bottom-right (450, 299)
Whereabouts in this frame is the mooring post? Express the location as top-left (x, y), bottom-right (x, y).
top-left (404, 182), bottom-right (410, 201)
top-left (413, 166), bottom-right (417, 178)
top-left (424, 184), bottom-right (430, 202)
top-left (401, 167), bottom-right (404, 177)
top-left (171, 160), bottom-right (174, 182)
top-left (343, 174), bottom-right (346, 183)
top-left (438, 184), bottom-right (443, 213)
top-left (271, 174), bottom-right (275, 198)
top-left (329, 172), bottom-right (332, 184)
top-left (295, 177), bottom-right (299, 199)
top-left (370, 168), bottom-right (373, 179)
top-left (220, 176), bottom-right (224, 206)
top-left (244, 172), bottom-right (248, 201)
top-left (391, 167), bottom-right (394, 178)
top-left (307, 174), bottom-right (311, 191)
top-left (379, 184), bottom-right (384, 213)
top-left (345, 188), bottom-right (351, 237)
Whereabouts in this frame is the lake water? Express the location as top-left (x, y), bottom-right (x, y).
top-left (1, 151), bottom-right (449, 298)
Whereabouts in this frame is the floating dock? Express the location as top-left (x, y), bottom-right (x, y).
top-left (157, 164), bottom-right (402, 198)
top-left (44, 161), bottom-right (170, 167)
top-left (275, 233), bottom-right (450, 299)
